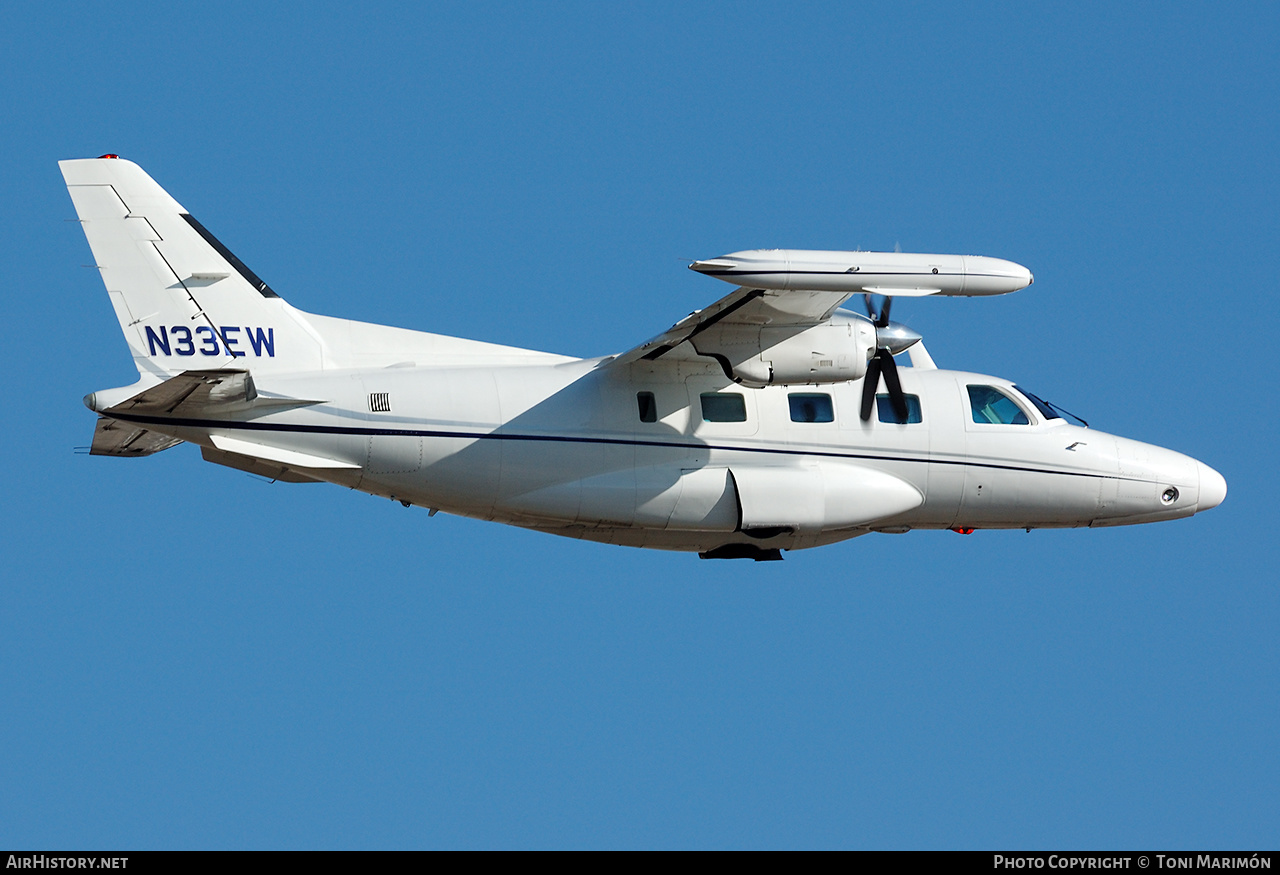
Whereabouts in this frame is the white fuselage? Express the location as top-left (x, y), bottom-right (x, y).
top-left (118, 353), bottom-right (1224, 554)
top-left (61, 156), bottom-right (1225, 559)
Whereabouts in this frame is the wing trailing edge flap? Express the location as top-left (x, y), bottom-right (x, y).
top-left (607, 286), bottom-right (854, 366)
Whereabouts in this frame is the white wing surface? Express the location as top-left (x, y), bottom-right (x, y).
top-left (605, 248), bottom-right (1031, 384)
top-left (611, 286), bottom-right (854, 366)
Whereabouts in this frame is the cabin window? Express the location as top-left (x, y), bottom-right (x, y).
top-left (788, 393), bottom-right (834, 423)
top-left (876, 394), bottom-right (922, 424)
top-left (967, 385), bottom-right (1029, 425)
top-left (636, 391), bottom-right (657, 423)
top-left (700, 392), bottom-right (747, 423)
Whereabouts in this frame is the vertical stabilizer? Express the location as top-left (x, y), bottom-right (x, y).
top-left (61, 156), bottom-right (326, 379)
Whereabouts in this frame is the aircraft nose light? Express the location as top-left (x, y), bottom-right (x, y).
top-left (1161, 487), bottom-right (1179, 504)
top-left (1196, 462), bottom-right (1227, 512)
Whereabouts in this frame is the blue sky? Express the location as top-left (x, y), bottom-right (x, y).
top-left (1, 1), bottom-right (1276, 849)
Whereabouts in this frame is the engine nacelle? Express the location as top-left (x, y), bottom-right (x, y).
top-left (692, 311), bottom-right (876, 387)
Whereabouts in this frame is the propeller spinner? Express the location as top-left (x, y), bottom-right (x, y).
top-left (860, 294), bottom-right (922, 423)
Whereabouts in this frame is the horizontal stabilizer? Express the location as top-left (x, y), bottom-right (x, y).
top-left (100, 369), bottom-right (253, 415)
top-left (93, 369), bottom-right (322, 418)
top-left (90, 416), bottom-right (182, 457)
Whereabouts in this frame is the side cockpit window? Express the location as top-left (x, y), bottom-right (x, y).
top-left (968, 385), bottom-right (1029, 425)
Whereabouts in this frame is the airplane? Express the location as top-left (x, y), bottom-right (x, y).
top-left (64, 155), bottom-right (1227, 561)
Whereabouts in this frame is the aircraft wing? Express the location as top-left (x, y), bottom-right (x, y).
top-left (608, 247), bottom-right (1036, 368)
top-left (610, 286), bottom-right (853, 365)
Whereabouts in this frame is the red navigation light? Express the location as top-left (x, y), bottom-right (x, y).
top-left (951, 527), bottom-right (975, 535)
top-left (97, 154), bottom-right (119, 159)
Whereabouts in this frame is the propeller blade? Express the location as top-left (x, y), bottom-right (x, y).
top-left (879, 349), bottom-right (909, 422)
top-left (863, 295), bottom-right (914, 421)
top-left (863, 293), bottom-right (892, 327)
top-left (860, 354), bottom-right (882, 421)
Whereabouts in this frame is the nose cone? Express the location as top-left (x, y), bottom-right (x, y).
top-left (1197, 462), bottom-right (1227, 512)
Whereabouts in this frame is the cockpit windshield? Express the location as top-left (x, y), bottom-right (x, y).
top-left (1013, 386), bottom-right (1089, 427)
